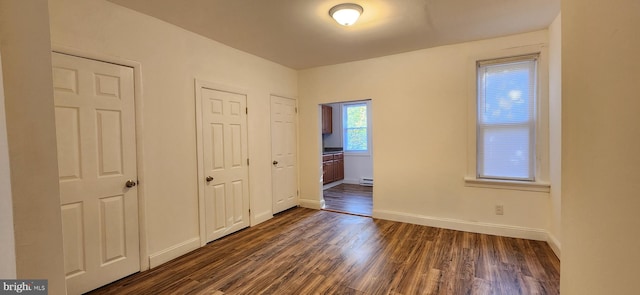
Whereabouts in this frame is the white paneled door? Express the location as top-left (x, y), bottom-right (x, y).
top-left (271, 96), bottom-right (298, 214)
top-left (198, 86), bottom-right (250, 243)
top-left (52, 53), bottom-right (140, 294)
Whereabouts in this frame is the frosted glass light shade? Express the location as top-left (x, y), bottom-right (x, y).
top-left (329, 3), bottom-right (363, 26)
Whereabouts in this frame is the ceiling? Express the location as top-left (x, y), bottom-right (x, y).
top-left (107, 0), bottom-right (560, 70)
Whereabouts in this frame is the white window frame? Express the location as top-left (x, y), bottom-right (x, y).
top-left (465, 45), bottom-right (550, 192)
top-left (342, 101), bottom-right (371, 156)
top-left (477, 54), bottom-right (538, 181)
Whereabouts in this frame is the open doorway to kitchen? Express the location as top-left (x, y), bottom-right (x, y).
top-left (320, 100), bottom-right (373, 217)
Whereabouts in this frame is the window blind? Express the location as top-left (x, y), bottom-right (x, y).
top-left (477, 55), bottom-right (538, 181)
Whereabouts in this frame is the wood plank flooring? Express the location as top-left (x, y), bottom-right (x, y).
top-left (323, 183), bottom-right (373, 216)
top-left (87, 208), bottom-right (560, 295)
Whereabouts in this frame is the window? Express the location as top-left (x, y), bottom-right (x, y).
top-left (477, 54), bottom-right (538, 181)
top-left (343, 102), bottom-right (368, 152)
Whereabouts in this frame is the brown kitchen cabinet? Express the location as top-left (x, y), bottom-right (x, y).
top-left (322, 105), bottom-right (332, 134)
top-left (322, 152), bottom-right (344, 184)
top-left (335, 153), bottom-right (344, 180)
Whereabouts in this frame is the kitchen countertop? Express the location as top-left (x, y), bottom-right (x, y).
top-left (323, 147), bottom-right (343, 154)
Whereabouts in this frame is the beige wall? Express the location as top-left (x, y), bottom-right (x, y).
top-left (0, 0), bottom-right (66, 293)
top-left (299, 31), bottom-right (552, 236)
top-left (561, 0), bottom-right (640, 294)
top-left (0, 49), bottom-right (17, 279)
top-left (48, 0), bottom-right (297, 267)
top-left (547, 14), bottom-right (562, 257)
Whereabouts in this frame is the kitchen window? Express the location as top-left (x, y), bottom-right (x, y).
top-left (343, 102), bottom-right (369, 153)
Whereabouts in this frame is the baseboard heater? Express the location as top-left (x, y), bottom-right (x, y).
top-left (360, 177), bottom-right (373, 186)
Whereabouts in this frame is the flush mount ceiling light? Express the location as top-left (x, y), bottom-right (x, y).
top-left (329, 3), bottom-right (363, 26)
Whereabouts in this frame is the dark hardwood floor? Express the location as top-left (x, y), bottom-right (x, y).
top-left (323, 183), bottom-right (373, 216)
top-left (87, 208), bottom-right (559, 295)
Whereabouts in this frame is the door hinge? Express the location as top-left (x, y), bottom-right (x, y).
top-left (249, 209), bottom-right (251, 215)
top-left (295, 107), bottom-right (298, 113)
top-left (246, 107), bottom-right (248, 114)
top-left (247, 158), bottom-right (250, 166)
top-left (297, 190), bottom-right (299, 196)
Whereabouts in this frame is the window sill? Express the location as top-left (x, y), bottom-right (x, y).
top-left (464, 177), bottom-right (550, 193)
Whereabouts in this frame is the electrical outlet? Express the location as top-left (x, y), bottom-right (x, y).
top-left (495, 205), bottom-right (504, 215)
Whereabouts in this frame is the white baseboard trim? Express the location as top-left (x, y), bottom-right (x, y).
top-left (253, 210), bottom-right (273, 225)
top-left (373, 209), bottom-right (548, 241)
top-left (547, 233), bottom-right (561, 259)
top-left (342, 179), bottom-right (360, 185)
top-left (322, 181), bottom-right (343, 190)
top-left (299, 198), bottom-right (325, 210)
top-left (148, 237), bottom-right (200, 268)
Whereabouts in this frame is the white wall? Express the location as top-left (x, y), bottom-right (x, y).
top-left (299, 31), bottom-right (552, 238)
top-left (547, 13), bottom-right (562, 258)
top-left (0, 51), bottom-right (16, 279)
top-left (0, 0), bottom-right (66, 293)
top-left (343, 155), bottom-right (374, 185)
top-left (561, 0), bottom-right (640, 294)
top-left (49, 0), bottom-right (297, 267)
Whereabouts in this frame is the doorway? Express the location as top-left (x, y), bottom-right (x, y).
top-left (271, 95), bottom-right (299, 214)
top-left (195, 81), bottom-right (250, 244)
top-left (320, 100), bottom-right (373, 217)
top-left (52, 52), bottom-right (141, 294)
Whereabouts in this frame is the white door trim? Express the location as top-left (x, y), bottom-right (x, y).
top-left (194, 79), bottom-right (250, 247)
top-left (51, 45), bottom-right (149, 271)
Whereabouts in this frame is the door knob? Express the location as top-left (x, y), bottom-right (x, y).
top-left (206, 176), bottom-right (214, 182)
top-left (272, 161), bottom-right (278, 165)
top-left (125, 180), bottom-right (137, 188)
